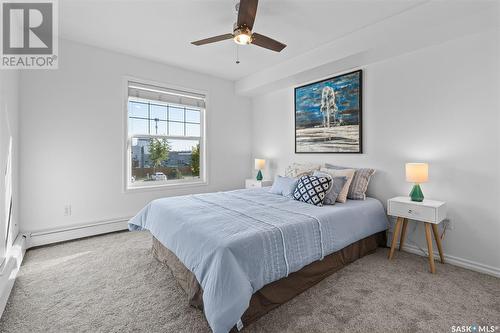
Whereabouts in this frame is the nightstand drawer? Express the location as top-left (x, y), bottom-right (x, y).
top-left (388, 201), bottom-right (436, 222)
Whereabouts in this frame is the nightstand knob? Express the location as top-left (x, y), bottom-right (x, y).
top-left (408, 209), bottom-right (413, 213)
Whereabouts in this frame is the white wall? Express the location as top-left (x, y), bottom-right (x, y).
top-left (13, 21), bottom-right (500, 275)
top-left (19, 39), bottom-right (251, 234)
top-left (0, 70), bottom-right (20, 262)
top-left (250, 30), bottom-right (500, 272)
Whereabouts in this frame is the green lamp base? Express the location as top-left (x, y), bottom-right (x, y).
top-left (256, 170), bottom-right (263, 181)
top-left (409, 184), bottom-right (424, 202)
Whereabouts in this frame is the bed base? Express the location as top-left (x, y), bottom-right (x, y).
top-left (152, 231), bottom-right (386, 330)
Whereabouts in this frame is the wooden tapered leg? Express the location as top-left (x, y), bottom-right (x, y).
top-left (432, 224), bottom-right (445, 263)
top-left (388, 217), bottom-right (403, 260)
top-left (399, 219), bottom-right (408, 251)
top-left (424, 223), bottom-right (436, 273)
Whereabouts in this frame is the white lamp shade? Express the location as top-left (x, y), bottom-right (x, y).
top-left (254, 159), bottom-right (266, 170)
top-left (405, 163), bottom-right (428, 183)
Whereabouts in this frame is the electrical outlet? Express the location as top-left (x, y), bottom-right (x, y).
top-left (64, 204), bottom-right (72, 216)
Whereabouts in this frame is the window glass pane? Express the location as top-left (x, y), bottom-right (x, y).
top-left (185, 123), bottom-right (200, 137)
top-left (130, 137), bottom-right (200, 185)
top-left (167, 139), bottom-right (200, 180)
top-left (129, 101), bottom-right (148, 118)
top-left (129, 118), bottom-right (149, 135)
top-left (150, 104), bottom-right (167, 121)
top-left (168, 121), bottom-right (184, 136)
top-left (185, 109), bottom-right (200, 123)
top-left (131, 137), bottom-right (151, 180)
top-left (149, 119), bottom-right (167, 135)
top-left (131, 137), bottom-right (169, 183)
top-left (169, 107), bottom-right (184, 122)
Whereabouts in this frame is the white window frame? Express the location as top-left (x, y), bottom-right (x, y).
top-left (122, 77), bottom-right (208, 192)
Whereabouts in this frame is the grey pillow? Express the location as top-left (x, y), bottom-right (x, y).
top-left (324, 164), bottom-right (375, 200)
top-left (313, 171), bottom-right (347, 205)
top-left (269, 176), bottom-right (298, 198)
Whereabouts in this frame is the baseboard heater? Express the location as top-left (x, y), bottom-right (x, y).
top-left (27, 217), bottom-right (131, 248)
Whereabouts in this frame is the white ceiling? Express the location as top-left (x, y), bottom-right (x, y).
top-left (60, 0), bottom-right (424, 81)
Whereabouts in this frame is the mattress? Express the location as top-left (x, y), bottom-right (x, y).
top-left (129, 188), bottom-right (388, 333)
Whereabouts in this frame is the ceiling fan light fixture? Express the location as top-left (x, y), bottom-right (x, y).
top-left (233, 27), bottom-right (252, 45)
top-left (191, 0), bottom-right (287, 52)
top-left (234, 33), bottom-right (252, 45)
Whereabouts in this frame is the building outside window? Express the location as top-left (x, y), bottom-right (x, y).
top-left (125, 80), bottom-right (206, 190)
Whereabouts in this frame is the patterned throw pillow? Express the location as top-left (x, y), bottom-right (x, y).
top-left (293, 175), bottom-right (331, 206)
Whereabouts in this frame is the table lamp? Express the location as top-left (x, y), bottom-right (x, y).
top-left (406, 163), bottom-right (428, 202)
top-left (255, 159), bottom-right (265, 181)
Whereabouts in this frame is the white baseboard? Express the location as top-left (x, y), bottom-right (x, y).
top-left (0, 234), bottom-right (26, 317)
top-left (395, 242), bottom-right (500, 278)
top-left (26, 217), bottom-right (131, 248)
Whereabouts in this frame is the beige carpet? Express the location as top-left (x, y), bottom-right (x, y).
top-left (0, 231), bottom-right (498, 333)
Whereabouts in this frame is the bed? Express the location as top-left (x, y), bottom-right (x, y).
top-left (128, 187), bottom-right (388, 333)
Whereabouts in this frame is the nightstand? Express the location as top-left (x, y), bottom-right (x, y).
top-left (245, 179), bottom-right (273, 189)
top-left (387, 196), bottom-right (447, 273)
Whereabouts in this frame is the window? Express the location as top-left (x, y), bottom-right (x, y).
top-left (125, 80), bottom-right (206, 190)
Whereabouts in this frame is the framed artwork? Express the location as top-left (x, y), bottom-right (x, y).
top-left (294, 69), bottom-right (362, 153)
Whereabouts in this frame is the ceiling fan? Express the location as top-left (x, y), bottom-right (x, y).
top-left (191, 0), bottom-right (286, 52)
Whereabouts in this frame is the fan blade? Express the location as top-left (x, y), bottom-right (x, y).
top-left (237, 0), bottom-right (258, 30)
top-left (251, 33), bottom-right (286, 52)
top-left (191, 34), bottom-right (233, 46)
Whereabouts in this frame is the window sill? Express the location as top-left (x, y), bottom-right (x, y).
top-left (125, 179), bottom-right (208, 193)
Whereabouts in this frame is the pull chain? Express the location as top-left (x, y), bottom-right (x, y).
top-left (236, 45), bottom-right (240, 64)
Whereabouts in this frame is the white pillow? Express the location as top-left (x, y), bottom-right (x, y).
top-left (319, 167), bottom-right (355, 203)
